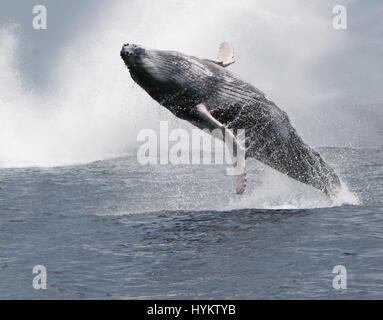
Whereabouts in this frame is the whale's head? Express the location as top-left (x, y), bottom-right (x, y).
top-left (120, 43), bottom-right (169, 84)
top-left (120, 44), bottom-right (147, 69)
top-left (121, 43), bottom-right (212, 105)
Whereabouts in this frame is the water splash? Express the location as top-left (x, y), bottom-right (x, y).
top-left (225, 166), bottom-right (360, 210)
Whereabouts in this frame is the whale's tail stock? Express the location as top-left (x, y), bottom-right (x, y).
top-left (241, 118), bottom-right (342, 198)
top-left (275, 141), bottom-right (342, 198)
top-left (226, 101), bottom-right (342, 198)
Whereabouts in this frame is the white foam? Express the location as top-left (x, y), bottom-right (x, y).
top-left (225, 167), bottom-right (360, 210)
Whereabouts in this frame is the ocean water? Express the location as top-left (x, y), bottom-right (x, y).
top-left (0, 146), bottom-right (382, 299)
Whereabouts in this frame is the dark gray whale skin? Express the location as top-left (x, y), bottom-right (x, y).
top-left (120, 44), bottom-right (341, 196)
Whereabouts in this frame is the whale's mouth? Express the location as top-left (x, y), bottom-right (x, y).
top-left (120, 47), bottom-right (135, 69)
top-left (120, 44), bottom-right (134, 60)
top-left (121, 44), bottom-right (145, 56)
top-left (120, 43), bottom-right (146, 69)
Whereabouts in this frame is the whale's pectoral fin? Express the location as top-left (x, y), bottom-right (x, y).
top-left (195, 103), bottom-right (246, 194)
top-left (204, 42), bottom-right (236, 68)
top-left (217, 42), bottom-right (235, 67)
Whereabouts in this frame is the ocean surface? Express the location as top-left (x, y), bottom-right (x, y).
top-left (0, 146), bottom-right (382, 299)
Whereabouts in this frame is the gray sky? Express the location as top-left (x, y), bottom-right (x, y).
top-left (1, 0), bottom-right (381, 103)
top-left (0, 0), bottom-right (111, 85)
top-left (0, 0), bottom-right (382, 162)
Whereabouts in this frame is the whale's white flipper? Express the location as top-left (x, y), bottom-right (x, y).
top-left (202, 42), bottom-right (235, 68)
top-left (217, 42), bottom-right (235, 67)
top-left (195, 103), bottom-right (246, 194)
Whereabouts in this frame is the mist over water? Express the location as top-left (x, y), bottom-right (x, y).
top-left (0, 22), bottom-right (160, 168)
top-left (0, 0), bottom-right (377, 207)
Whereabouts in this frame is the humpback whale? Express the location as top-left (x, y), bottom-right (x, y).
top-left (120, 42), bottom-right (341, 197)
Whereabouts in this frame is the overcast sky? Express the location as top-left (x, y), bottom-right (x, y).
top-left (0, 0), bottom-right (382, 157)
top-left (0, 0), bottom-right (381, 102)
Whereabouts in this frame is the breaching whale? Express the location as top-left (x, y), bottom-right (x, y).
top-left (120, 42), bottom-right (341, 197)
